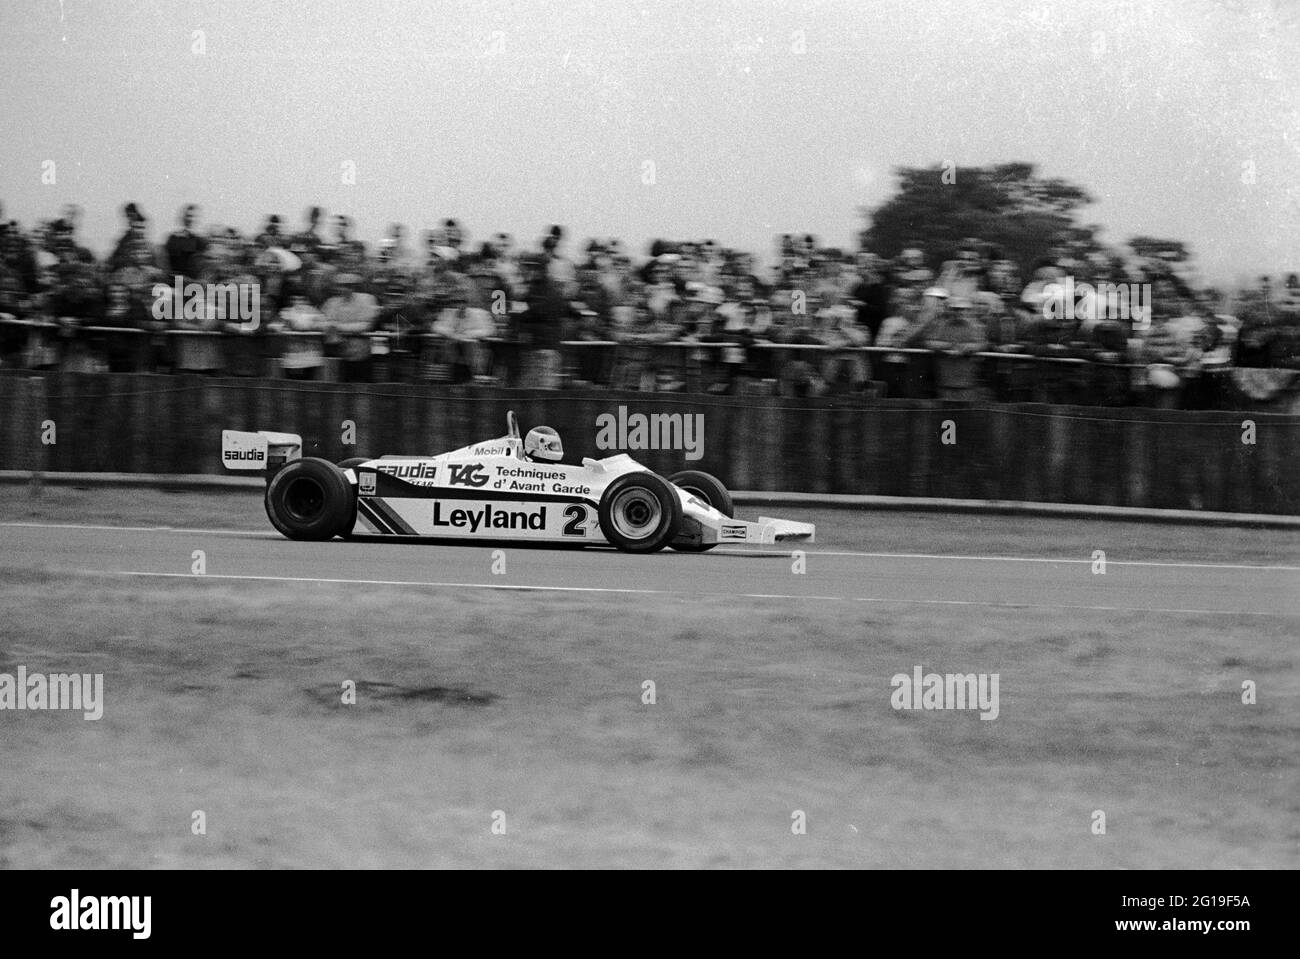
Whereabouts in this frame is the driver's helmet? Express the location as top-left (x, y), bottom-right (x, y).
top-left (524, 426), bottom-right (563, 462)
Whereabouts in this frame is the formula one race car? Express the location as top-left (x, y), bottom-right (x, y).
top-left (220, 411), bottom-right (814, 553)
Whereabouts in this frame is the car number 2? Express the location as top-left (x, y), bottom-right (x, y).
top-left (562, 504), bottom-right (587, 536)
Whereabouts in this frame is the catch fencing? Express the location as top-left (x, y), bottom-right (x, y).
top-left (1, 372), bottom-right (1295, 514)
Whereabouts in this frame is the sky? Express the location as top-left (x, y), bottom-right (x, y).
top-left (2, 0), bottom-right (1298, 284)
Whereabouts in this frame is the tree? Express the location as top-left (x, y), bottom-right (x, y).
top-left (860, 163), bottom-right (1107, 276)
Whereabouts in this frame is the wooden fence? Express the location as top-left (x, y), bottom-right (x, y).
top-left (1, 372), bottom-right (1296, 514)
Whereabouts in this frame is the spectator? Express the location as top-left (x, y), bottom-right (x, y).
top-left (922, 296), bottom-right (991, 400)
top-left (289, 207), bottom-right (326, 262)
top-left (542, 224), bottom-right (577, 297)
top-left (519, 252), bottom-right (571, 388)
top-left (894, 247), bottom-right (933, 292)
top-left (815, 293), bottom-right (870, 393)
top-left (322, 272), bottom-right (378, 382)
top-left (851, 251), bottom-right (892, 343)
top-left (97, 279), bottom-right (152, 372)
top-left (937, 240), bottom-right (985, 301)
top-left (168, 277), bottom-right (225, 376)
top-left (331, 215), bottom-right (367, 273)
top-left (164, 204), bottom-right (207, 282)
top-left (430, 282), bottom-right (495, 382)
top-left (256, 214), bottom-right (286, 250)
top-left (276, 295), bottom-right (327, 380)
top-left (770, 291), bottom-right (827, 396)
top-left (382, 223), bottom-right (414, 270)
top-left (108, 203), bottom-right (153, 272)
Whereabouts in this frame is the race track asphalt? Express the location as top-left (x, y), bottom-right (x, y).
top-left (3, 521), bottom-right (1296, 618)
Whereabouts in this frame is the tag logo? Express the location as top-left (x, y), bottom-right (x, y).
top-left (448, 463), bottom-right (490, 488)
top-left (359, 471), bottom-right (376, 495)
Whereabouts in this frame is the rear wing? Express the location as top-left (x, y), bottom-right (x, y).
top-left (221, 430), bottom-right (302, 474)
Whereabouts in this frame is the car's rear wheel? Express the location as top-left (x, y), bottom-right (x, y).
top-left (265, 457), bottom-right (353, 541)
top-left (598, 472), bottom-right (682, 553)
top-left (668, 469), bottom-right (733, 552)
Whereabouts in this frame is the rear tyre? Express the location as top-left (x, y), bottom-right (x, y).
top-left (336, 458), bottom-right (370, 538)
top-left (667, 469), bottom-right (734, 552)
top-left (598, 472), bottom-right (682, 553)
top-left (265, 457), bottom-right (353, 541)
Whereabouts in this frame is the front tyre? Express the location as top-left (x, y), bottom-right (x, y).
top-left (265, 457), bottom-right (353, 541)
top-left (598, 472), bottom-right (682, 553)
top-left (668, 469), bottom-right (733, 552)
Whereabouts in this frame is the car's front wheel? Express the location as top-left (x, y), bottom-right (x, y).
top-left (265, 457), bottom-right (354, 541)
top-left (598, 472), bottom-right (682, 553)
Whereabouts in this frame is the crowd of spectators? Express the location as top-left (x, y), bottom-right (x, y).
top-left (2, 200), bottom-right (1298, 408)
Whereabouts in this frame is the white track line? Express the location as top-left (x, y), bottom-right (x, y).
top-left (716, 548), bottom-right (1300, 572)
top-left (0, 521), bottom-right (268, 537)
top-left (4, 520), bottom-right (1295, 572)
top-left (100, 570), bottom-right (1282, 617)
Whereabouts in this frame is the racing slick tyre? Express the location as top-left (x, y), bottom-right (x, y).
top-left (265, 457), bottom-right (354, 541)
top-left (666, 470), bottom-right (734, 552)
top-left (598, 471), bottom-right (682, 553)
top-left (336, 458), bottom-right (371, 539)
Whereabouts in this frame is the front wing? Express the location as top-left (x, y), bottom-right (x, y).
top-left (676, 497), bottom-right (816, 547)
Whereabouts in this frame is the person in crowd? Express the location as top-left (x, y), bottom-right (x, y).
top-left (380, 223), bottom-right (414, 270)
top-left (331, 215), bottom-right (368, 273)
top-left (164, 204), bottom-right (207, 282)
top-left (541, 224), bottom-right (577, 298)
top-left (919, 294), bottom-right (991, 400)
top-left (1, 219), bottom-right (39, 297)
top-left (256, 214), bottom-right (286, 250)
top-left (768, 289), bottom-right (828, 396)
top-left (168, 260), bottom-right (226, 376)
top-left (430, 279), bottom-right (496, 382)
top-left (893, 246), bottom-right (934, 295)
top-left (94, 280), bottom-right (151, 372)
top-left (1236, 274), bottom-right (1281, 368)
top-left (252, 245), bottom-right (297, 322)
top-left (850, 251), bottom-right (892, 344)
top-left (45, 220), bottom-right (103, 321)
top-left (936, 239), bottom-right (986, 301)
top-left (442, 218), bottom-right (464, 253)
top-left (322, 272), bottom-right (378, 382)
top-left (276, 293), bottom-right (328, 380)
top-left (290, 207), bottom-right (327, 263)
top-left (1131, 278), bottom-right (1205, 408)
top-left (108, 203), bottom-right (154, 273)
top-left (814, 288), bottom-right (870, 393)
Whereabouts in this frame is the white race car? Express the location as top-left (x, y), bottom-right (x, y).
top-left (221, 411), bottom-right (814, 553)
